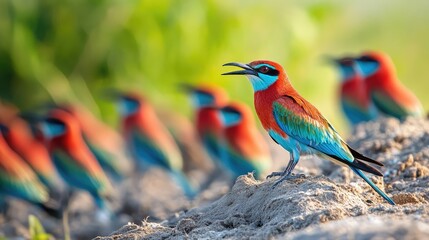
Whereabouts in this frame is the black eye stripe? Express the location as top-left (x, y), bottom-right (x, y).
top-left (257, 67), bottom-right (279, 76)
top-left (359, 56), bottom-right (378, 64)
top-left (222, 107), bottom-right (241, 116)
top-left (46, 118), bottom-right (65, 127)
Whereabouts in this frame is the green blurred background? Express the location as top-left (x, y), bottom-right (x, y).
top-left (1, 0), bottom-right (428, 134)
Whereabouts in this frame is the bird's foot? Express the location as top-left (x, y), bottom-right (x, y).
top-left (272, 175), bottom-right (292, 189)
top-left (266, 171), bottom-right (284, 179)
top-left (271, 173), bottom-right (305, 189)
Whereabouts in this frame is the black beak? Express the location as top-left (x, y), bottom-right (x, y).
top-left (322, 55), bottom-right (341, 64)
top-left (101, 89), bottom-right (124, 100)
top-left (177, 83), bottom-right (195, 93)
top-left (222, 62), bottom-right (257, 76)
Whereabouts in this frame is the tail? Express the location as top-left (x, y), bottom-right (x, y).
top-left (350, 167), bottom-right (395, 205)
top-left (169, 170), bottom-right (197, 199)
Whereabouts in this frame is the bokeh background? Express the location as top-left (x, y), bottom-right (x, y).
top-left (1, 0), bottom-right (428, 133)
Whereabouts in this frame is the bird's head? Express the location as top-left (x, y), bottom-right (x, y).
top-left (216, 102), bottom-right (252, 127)
top-left (180, 84), bottom-right (228, 108)
top-left (104, 90), bottom-right (143, 117)
top-left (217, 105), bottom-right (242, 127)
top-left (354, 51), bottom-right (395, 78)
top-left (327, 56), bottom-right (358, 81)
top-left (118, 94), bottom-right (142, 117)
top-left (222, 60), bottom-right (286, 92)
top-left (39, 109), bottom-right (75, 140)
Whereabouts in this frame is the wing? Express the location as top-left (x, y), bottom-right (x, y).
top-left (131, 130), bottom-right (171, 170)
top-left (52, 150), bottom-right (107, 194)
top-left (272, 95), bottom-right (383, 174)
top-left (273, 95), bottom-right (354, 162)
top-left (372, 90), bottom-right (418, 118)
top-left (0, 158), bottom-right (48, 203)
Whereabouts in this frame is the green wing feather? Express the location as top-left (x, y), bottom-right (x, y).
top-left (272, 95), bottom-right (354, 161)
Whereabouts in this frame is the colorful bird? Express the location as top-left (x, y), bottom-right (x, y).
top-left (1, 118), bottom-right (58, 190)
top-left (181, 84), bottom-right (229, 169)
top-left (114, 92), bottom-right (196, 198)
top-left (39, 109), bottom-right (111, 209)
top-left (216, 102), bottom-right (272, 179)
top-left (60, 104), bottom-right (127, 181)
top-left (354, 51), bottom-right (423, 119)
top-left (0, 130), bottom-right (48, 205)
top-left (223, 60), bottom-right (395, 205)
top-left (330, 57), bottom-right (377, 125)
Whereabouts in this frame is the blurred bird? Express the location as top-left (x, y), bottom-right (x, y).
top-left (114, 92), bottom-right (196, 198)
top-left (0, 130), bottom-right (49, 208)
top-left (1, 118), bottom-right (58, 190)
top-left (216, 102), bottom-right (272, 179)
top-left (39, 109), bottom-right (112, 210)
top-left (60, 104), bottom-right (127, 181)
top-left (181, 84), bottom-right (229, 170)
top-left (329, 57), bottom-right (377, 125)
top-left (223, 60), bottom-right (395, 205)
top-left (354, 51), bottom-right (423, 119)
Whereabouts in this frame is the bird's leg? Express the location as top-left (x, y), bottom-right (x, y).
top-left (272, 154), bottom-right (300, 188)
top-left (267, 153), bottom-right (296, 179)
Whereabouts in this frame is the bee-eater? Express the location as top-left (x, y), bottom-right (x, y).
top-left (60, 104), bottom-right (126, 181)
top-left (216, 102), bottom-right (272, 179)
top-left (40, 109), bottom-right (111, 209)
top-left (223, 60), bottom-right (395, 205)
top-left (0, 131), bottom-right (48, 205)
top-left (181, 84), bottom-right (229, 169)
top-left (330, 57), bottom-right (377, 125)
top-left (115, 92), bottom-right (196, 198)
top-left (1, 118), bottom-right (58, 190)
top-left (355, 51), bottom-right (423, 119)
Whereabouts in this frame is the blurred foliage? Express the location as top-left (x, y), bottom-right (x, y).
top-left (28, 214), bottom-right (52, 240)
top-left (1, 0), bottom-right (429, 133)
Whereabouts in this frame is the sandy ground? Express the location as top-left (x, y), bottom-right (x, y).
top-left (1, 117), bottom-right (429, 239)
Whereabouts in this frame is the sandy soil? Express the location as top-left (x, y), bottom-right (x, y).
top-left (2, 117), bottom-right (429, 239)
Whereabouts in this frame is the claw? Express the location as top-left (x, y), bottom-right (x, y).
top-left (272, 175), bottom-right (292, 189)
top-left (266, 171), bottom-right (283, 179)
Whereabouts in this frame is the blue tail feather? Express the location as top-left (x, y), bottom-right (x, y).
top-left (169, 170), bottom-right (196, 199)
top-left (351, 167), bottom-right (395, 205)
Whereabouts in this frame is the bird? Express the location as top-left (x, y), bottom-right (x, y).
top-left (215, 102), bottom-right (272, 179)
top-left (113, 92), bottom-right (196, 198)
top-left (329, 56), bottom-right (377, 125)
top-left (354, 51), bottom-right (423, 119)
top-left (181, 84), bottom-right (229, 170)
top-left (0, 129), bottom-right (48, 207)
top-left (1, 118), bottom-right (58, 190)
top-left (223, 60), bottom-right (395, 205)
top-left (39, 109), bottom-right (112, 210)
top-left (59, 104), bottom-right (127, 182)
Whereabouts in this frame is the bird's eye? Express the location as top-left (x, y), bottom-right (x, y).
top-left (259, 66), bottom-right (269, 74)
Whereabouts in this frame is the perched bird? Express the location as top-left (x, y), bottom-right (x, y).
top-left (223, 60), bottom-right (395, 205)
top-left (330, 57), bottom-right (377, 125)
top-left (60, 104), bottom-right (127, 181)
top-left (114, 92), bottom-right (196, 198)
top-left (216, 102), bottom-right (272, 179)
top-left (181, 84), bottom-right (229, 169)
top-left (39, 109), bottom-right (111, 209)
top-left (0, 130), bottom-right (48, 206)
top-left (354, 51), bottom-right (423, 119)
top-left (1, 118), bottom-right (58, 190)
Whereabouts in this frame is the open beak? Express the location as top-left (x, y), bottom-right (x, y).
top-left (222, 62), bottom-right (257, 76)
